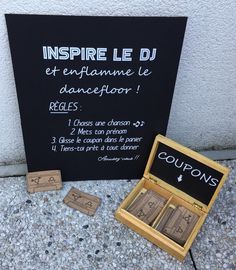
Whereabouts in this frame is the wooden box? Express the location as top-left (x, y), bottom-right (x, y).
top-left (115, 134), bottom-right (229, 261)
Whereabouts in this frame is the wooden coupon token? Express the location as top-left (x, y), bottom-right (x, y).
top-left (63, 187), bottom-right (101, 216)
top-left (128, 190), bottom-right (167, 224)
top-left (156, 205), bottom-right (176, 232)
top-left (26, 170), bottom-right (62, 193)
top-left (126, 188), bottom-right (146, 213)
top-left (161, 206), bottom-right (199, 245)
top-left (128, 190), bottom-right (156, 215)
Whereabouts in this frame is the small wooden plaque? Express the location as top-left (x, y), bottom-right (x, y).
top-left (26, 170), bottom-right (62, 193)
top-left (63, 187), bottom-right (101, 216)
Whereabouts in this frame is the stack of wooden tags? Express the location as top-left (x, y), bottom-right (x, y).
top-left (156, 205), bottom-right (199, 246)
top-left (26, 170), bottom-right (101, 216)
top-left (126, 188), bottom-right (199, 246)
top-left (127, 190), bottom-right (167, 224)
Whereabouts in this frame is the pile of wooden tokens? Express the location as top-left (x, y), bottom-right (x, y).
top-left (26, 170), bottom-right (101, 216)
top-left (127, 189), bottom-right (199, 246)
top-left (127, 190), bottom-right (167, 224)
top-left (156, 205), bottom-right (198, 246)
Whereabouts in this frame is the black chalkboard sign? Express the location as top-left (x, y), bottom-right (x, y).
top-left (150, 142), bottom-right (224, 205)
top-left (6, 14), bottom-right (187, 181)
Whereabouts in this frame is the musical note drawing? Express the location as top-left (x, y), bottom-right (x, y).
top-left (133, 121), bottom-right (145, 128)
top-left (72, 193), bottom-right (82, 201)
top-left (48, 176), bottom-right (56, 183)
top-left (176, 226), bottom-right (183, 233)
top-left (85, 201), bottom-right (93, 208)
top-left (183, 215), bottom-right (192, 224)
top-left (148, 201), bottom-right (155, 208)
top-left (137, 209), bottom-right (146, 218)
top-left (31, 177), bottom-right (40, 184)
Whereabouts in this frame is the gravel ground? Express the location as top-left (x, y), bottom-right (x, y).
top-left (0, 160), bottom-right (235, 270)
top-left (191, 160), bottom-right (236, 270)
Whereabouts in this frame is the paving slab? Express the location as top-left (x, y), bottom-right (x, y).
top-left (0, 159), bottom-right (235, 270)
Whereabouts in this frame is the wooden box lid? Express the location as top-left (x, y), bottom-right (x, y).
top-left (144, 135), bottom-right (230, 213)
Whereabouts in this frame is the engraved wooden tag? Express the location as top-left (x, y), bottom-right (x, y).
top-left (161, 206), bottom-right (199, 245)
top-left (63, 187), bottom-right (101, 216)
top-left (156, 205), bottom-right (175, 231)
top-left (127, 190), bottom-right (167, 224)
top-left (126, 189), bottom-right (146, 213)
top-left (26, 170), bottom-right (62, 193)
